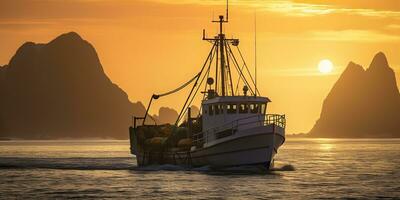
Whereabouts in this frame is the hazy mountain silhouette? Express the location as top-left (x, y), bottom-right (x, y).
top-left (309, 52), bottom-right (400, 138)
top-left (0, 32), bottom-right (177, 139)
top-left (150, 106), bottom-right (200, 125)
top-left (153, 107), bottom-right (178, 125)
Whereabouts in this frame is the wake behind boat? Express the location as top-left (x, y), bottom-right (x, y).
top-left (129, 1), bottom-right (286, 169)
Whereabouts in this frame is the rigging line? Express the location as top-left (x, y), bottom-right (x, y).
top-left (198, 68), bottom-right (211, 118)
top-left (176, 61), bottom-right (211, 124)
top-left (233, 48), bottom-right (247, 93)
top-left (177, 61), bottom-right (212, 124)
top-left (236, 46), bottom-right (260, 95)
top-left (175, 43), bottom-right (217, 126)
top-left (142, 73), bottom-right (199, 125)
top-left (234, 55), bottom-right (247, 94)
top-left (236, 46), bottom-right (260, 96)
top-left (179, 44), bottom-right (216, 124)
top-left (227, 45), bottom-right (254, 96)
top-left (142, 95), bottom-right (155, 125)
top-left (227, 43), bottom-right (246, 94)
top-left (224, 39), bottom-right (234, 95)
top-left (155, 73), bottom-right (200, 98)
top-left (226, 43), bottom-right (255, 95)
top-left (185, 65), bottom-right (211, 118)
top-left (202, 45), bottom-right (217, 101)
top-left (181, 45), bottom-right (215, 122)
top-left (215, 41), bottom-right (219, 95)
top-left (203, 68), bottom-right (211, 101)
top-left (147, 114), bottom-right (157, 125)
top-left (234, 62), bottom-right (246, 94)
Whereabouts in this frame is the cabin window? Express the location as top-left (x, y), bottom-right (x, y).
top-left (250, 103), bottom-right (260, 113)
top-left (239, 103), bottom-right (249, 114)
top-left (214, 104), bottom-right (222, 115)
top-left (208, 105), bottom-right (214, 116)
top-left (219, 104), bottom-right (225, 114)
top-left (220, 104), bottom-right (225, 114)
top-left (261, 104), bottom-right (266, 114)
top-left (227, 104), bottom-right (237, 114)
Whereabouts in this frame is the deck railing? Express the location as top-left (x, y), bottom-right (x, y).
top-left (266, 114), bottom-right (286, 129)
top-left (193, 114), bottom-right (286, 146)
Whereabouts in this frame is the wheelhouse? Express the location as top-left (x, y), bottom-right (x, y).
top-left (202, 96), bottom-right (271, 131)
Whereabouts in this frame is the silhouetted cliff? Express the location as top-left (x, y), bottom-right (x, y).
top-left (309, 52), bottom-right (400, 138)
top-left (0, 32), bottom-right (176, 139)
top-left (156, 107), bottom-right (179, 125)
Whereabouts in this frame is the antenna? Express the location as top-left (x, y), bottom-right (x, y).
top-left (254, 10), bottom-right (257, 96)
top-left (226, 0), bottom-right (229, 21)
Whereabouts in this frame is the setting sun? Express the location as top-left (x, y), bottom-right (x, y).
top-left (318, 59), bottom-right (334, 74)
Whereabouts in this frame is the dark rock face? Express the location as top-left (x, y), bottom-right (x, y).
top-left (156, 107), bottom-right (179, 125)
top-left (309, 52), bottom-right (400, 138)
top-left (0, 32), bottom-right (148, 139)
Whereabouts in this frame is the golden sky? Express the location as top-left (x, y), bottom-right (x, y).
top-left (1, 0), bottom-right (400, 134)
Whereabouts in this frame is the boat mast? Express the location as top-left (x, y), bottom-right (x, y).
top-left (218, 15), bottom-right (226, 96)
top-left (206, 0), bottom-right (232, 97)
top-left (194, 0), bottom-right (258, 101)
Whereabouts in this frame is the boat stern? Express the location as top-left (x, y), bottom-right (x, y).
top-left (129, 126), bottom-right (138, 155)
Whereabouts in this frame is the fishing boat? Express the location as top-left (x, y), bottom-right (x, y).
top-left (129, 1), bottom-right (286, 169)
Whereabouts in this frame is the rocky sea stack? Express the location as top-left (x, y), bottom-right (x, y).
top-left (309, 52), bottom-right (400, 138)
top-left (0, 32), bottom-right (149, 139)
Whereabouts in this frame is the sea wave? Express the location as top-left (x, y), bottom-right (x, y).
top-left (0, 157), bottom-right (294, 174)
top-left (134, 164), bottom-right (295, 175)
top-left (133, 164), bottom-right (188, 171)
top-left (271, 164), bottom-right (296, 171)
top-left (0, 157), bottom-right (134, 170)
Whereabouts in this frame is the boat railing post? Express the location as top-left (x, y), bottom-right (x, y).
top-left (188, 107), bottom-right (192, 138)
top-left (273, 122), bottom-right (276, 135)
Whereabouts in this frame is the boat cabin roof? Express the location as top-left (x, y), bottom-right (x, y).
top-left (203, 96), bottom-right (271, 105)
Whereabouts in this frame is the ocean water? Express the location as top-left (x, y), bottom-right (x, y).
top-left (0, 139), bottom-right (399, 199)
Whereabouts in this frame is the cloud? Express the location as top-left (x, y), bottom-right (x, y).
top-left (294, 0), bottom-right (400, 12)
top-left (309, 30), bottom-right (400, 42)
top-left (386, 24), bottom-right (400, 30)
top-left (257, 1), bottom-right (400, 18)
top-left (1, 0), bottom-right (400, 40)
top-left (151, 0), bottom-right (400, 18)
top-left (2, 0), bottom-right (400, 20)
top-left (339, 8), bottom-right (400, 18)
top-left (265, 66), bottom-right (343, 77)
top-left (0, 20), bottom-right (56, 30)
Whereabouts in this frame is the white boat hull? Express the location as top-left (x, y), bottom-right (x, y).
top-left (190, 124), bottom-right (285, 168)
top-left (130, 121), bottom-right (285, 169)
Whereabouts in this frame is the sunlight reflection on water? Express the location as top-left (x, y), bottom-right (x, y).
top-left (0, 138), bottom-right (399, 199)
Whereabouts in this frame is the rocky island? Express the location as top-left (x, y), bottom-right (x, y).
top-left (309, 52), bottom-right (400, 138)
top-left (0, 32), bottom-right (177, 139)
